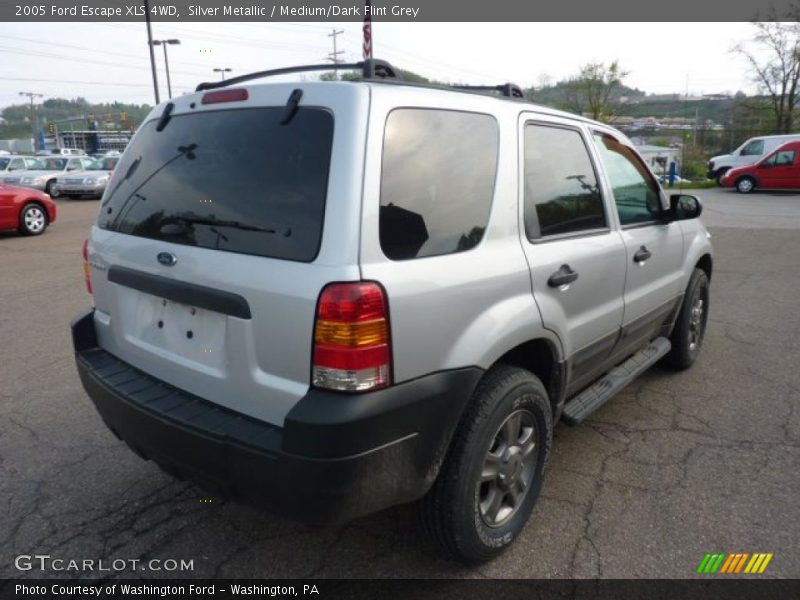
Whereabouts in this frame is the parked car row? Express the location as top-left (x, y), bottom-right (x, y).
top-left (720, 140), bottom-right (800, 193)
top-left (709, 133), bottom-right (800, 187)
top-left (0, 153), bottom-right (119, 199)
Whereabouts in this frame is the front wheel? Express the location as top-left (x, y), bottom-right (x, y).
top-left (665, 268), bottom-right (709, 370)
top-left (18, 203), bottom-right (48, 235)
top-left (736, 176), bottom-right (756, 194)
top-left (420, 365), bottom-right (552, 563)
top-left (45, 179), bottom-right (60, 198)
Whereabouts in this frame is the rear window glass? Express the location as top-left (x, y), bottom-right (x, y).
top-left (379, 109), bottom-right (498, 260)
top-left (98, 107), bottom-right (333, 262)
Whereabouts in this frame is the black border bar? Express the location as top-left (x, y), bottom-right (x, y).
top-left (2, 0), bottom-right (797, 22)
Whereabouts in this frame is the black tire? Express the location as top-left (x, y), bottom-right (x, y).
top-left (18, 203), bottom-right (48, 236)
top-left (420, 364), bottom-right (553, 563)
top-left (736, 176), bottom-right (756, 194)
top-left (45, 179), bottom-right (60, 198)
top-left (665, 268), bottom-right (709, 370)
top-left (714, 169), bottom-right (728, 186)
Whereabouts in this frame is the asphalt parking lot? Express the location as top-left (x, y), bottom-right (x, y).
top-left (1, 187), bottom-right (799, 579)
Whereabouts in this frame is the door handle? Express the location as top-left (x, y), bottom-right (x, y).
top-left (633, 246), bottom-right (652, 263)
top-left (548, 264), bottom-right (579, 288)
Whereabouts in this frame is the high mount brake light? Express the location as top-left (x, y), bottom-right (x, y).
top-left (201, 89), bottom-right (249, 104)
top-left (312, 282), bottom-right (392, 392)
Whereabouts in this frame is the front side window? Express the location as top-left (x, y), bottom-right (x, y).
top-left (524, 123), bottom-right (605, 238)
top-left (593, 134), bottom-right (662, 226)
top-left (379, 109), bottom-right (498, 260)
top-left (764, 150), bottom-right (794, 167)
top-left (741, 140), bottom-right (765, 156)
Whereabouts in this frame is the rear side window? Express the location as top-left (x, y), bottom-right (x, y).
top-left (99, 107), bottom-right (333, 262)
top-left (524, 123), bottom-right (606, 238)
top-left (379, 109), bottom-right (498, 260)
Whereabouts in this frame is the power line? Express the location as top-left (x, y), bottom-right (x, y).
top-left (0, 33), bottom-right (217, 70)
top-left (0, 76), bottom-right (152, 88)
top-left (0, 46), bottom-right (209, 78)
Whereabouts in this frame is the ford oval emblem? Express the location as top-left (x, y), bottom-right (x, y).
top-left (157, 252), bottom-right (177, 267)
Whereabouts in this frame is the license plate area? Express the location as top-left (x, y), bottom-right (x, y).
top-left (123, 289), bottom-right (227, 372)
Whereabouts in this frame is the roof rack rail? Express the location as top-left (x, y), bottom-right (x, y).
top-left (195, 58), bottom-right (402, 92)
top-left (452, 83), bottom-right (525, 99)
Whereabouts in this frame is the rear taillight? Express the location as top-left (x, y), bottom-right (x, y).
top-left (312, 282), bottom-right (391, 392)
top-left (82, 238), bottom-right (93, 295)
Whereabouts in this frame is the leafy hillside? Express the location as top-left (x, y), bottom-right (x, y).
top-left (1, 97), bottom-right (152, 139)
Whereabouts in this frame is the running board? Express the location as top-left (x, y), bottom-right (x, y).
top-left (561, 337), bottom-right (671, 426)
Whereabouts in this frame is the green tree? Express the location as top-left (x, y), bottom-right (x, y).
top-left (734, 20), bottom-right (800, 133)
top-left (565, 61), bottom-right (630, 121)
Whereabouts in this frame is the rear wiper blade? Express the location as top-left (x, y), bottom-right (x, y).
top-left (162, 214), bottom-right (292, 237)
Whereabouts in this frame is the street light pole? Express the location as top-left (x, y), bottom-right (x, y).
top-left (142, 0), bottom-right (160, 104)
top-left (213, 68), bottom-right (232, 80)
top-left (151, 39), bottom-right (181, 98)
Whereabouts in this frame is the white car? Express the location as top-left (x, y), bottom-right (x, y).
top-left (53, 156), bottom-right (120, 199)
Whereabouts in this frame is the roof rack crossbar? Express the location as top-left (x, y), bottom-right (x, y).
top-left (452, 83), bottom-right (525, 99)
top-left (195, 59), bottom-right (402, 92)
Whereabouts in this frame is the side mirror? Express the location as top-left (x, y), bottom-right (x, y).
top-left (669, 194), bottom-right (703, 220)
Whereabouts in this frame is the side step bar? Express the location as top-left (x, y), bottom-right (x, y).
top-left (561, 337), bottom-right (671, 426)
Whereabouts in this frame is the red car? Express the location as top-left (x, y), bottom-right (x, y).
top-left (0, 183), bottom-right (57, 235)
top-left (721, 140), bottom-right (800, 193)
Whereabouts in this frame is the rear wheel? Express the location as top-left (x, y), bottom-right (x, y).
top-left (736, 176), bottom-right (755, 194)
top-left (18, 203), bottom-right (48, 235)
top-left (420, 364), bottom-right (552, 563)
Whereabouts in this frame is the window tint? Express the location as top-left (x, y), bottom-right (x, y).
top-left (524, 124), bottom-right (605, 238)
top-left (741, 140), bottom-right (765, 156)
top-left (379, 109), bottom-right (498, 260)
top-left (593, 134), bottom-right (662, 226)
top-left (99, 107), bottom-right (333, 262)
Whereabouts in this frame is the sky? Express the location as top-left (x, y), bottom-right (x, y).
top-left (0, 21), bottom-right (765, 109)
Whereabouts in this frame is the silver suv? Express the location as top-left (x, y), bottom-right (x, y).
top-left (71, 60), bottom-right (712, 563)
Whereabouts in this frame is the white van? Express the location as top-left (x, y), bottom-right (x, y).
top-left (708, 134), bottom-right (800, 182)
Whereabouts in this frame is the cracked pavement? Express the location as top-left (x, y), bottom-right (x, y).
top-left (1, 188), bottom-right (798, 579)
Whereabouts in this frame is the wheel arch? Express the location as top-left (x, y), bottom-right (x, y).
top-left (695, 253), bottom-right (713, 281)
top-left (492, 338), bottom-right (565, 416)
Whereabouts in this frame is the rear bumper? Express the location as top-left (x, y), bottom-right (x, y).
top-left (71, 309), bottom-right (482, 525)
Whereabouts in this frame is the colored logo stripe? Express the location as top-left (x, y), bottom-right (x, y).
top-left (697, 552), bottom-right (773, 574)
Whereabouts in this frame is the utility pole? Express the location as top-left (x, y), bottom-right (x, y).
top-left (143, 0), bottom-right (160, 104)
top-left (327, 29), bottom-right (345, 79)
top-left (19, 91), bottom-right (44, 151)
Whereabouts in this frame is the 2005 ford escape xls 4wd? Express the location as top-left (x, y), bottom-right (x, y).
top-left (72, 60), bottom-right (712, 563)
